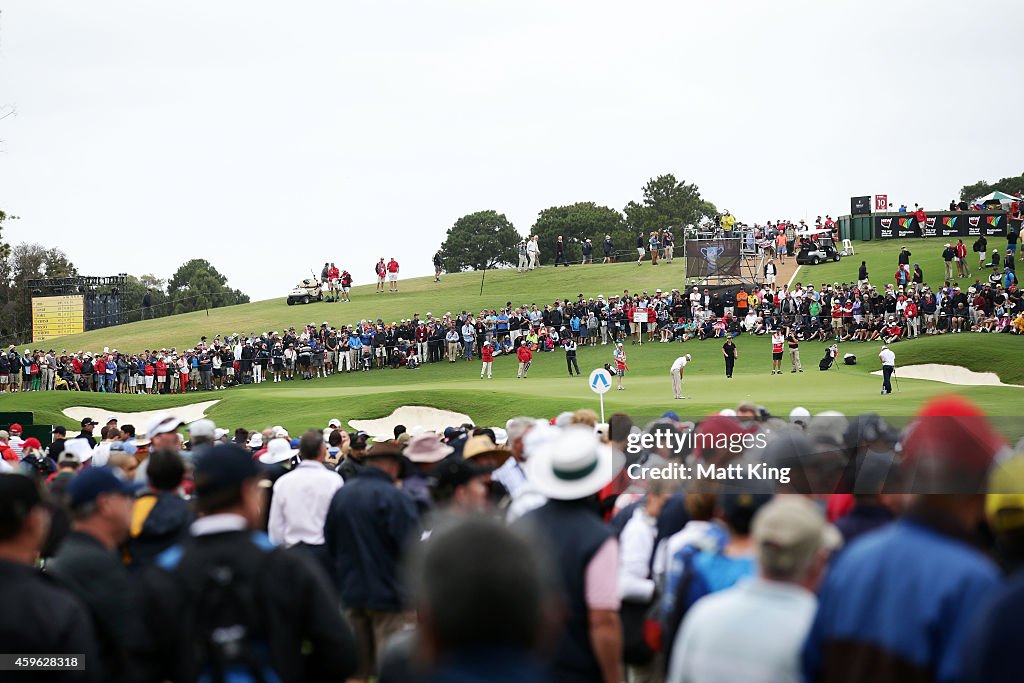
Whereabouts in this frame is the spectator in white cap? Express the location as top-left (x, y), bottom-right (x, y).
top-left (667, 497), bottom-right (838, 683)
top-left (789, 406), bottom-right (811, 428)
top-left (186, 419), bottom-right (216, 456)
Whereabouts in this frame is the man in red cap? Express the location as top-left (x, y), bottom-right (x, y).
top-left (803, 396), bottom-right (1004, 683)
top-left (7, 423), bottom-right (24, 460)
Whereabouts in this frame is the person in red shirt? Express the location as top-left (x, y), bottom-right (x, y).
top-left (904, 298), bottom-right (919, 338)
top-left (71, 356), bottom-right (83, 390)
top-left (955, 239), bottom-right (969, 278)
top-left (155, 358), bottom-right (168, 394)
top-left (516, 341), bottom-right (532, 379)
top-left (387, 258), bottom-right (400, 293)
top-left (94, 357), bottom-right (107, 393)
top-left (327, 263), bottom-right (340, 302)
top-left (480, 341), bottom-right (494, 379)
top-left (375, 258), bottom-right (387, 293)
top-left (144, 360), bottom-right (155, 394)
top-left (914, 206), bottom-right (927, 238)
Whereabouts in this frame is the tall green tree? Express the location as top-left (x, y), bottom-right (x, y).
top-left (623, 174), bottom-right (717, 236)
top-left (531, 202), bottom-right (627, 262)
top-left (0, 243), bottom-right (77, 345)
top-left (439, 210), bottom-right (522, 271)
top-left (166, 259), bottom-right (249, 315)
top-left (960, 172), bottom-right (1024, 202)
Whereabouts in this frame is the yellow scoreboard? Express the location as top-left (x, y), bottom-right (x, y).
top-left (31, 295), bottom-right (85, 342)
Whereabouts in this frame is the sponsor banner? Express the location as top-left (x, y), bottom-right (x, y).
top-left (874, 212), bottom-right (1006, 239)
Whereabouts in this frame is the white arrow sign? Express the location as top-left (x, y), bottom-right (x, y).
top-left (589, 368), bottom-right (612, 395)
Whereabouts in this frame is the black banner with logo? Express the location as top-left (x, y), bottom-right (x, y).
top-left (873, 212), bottom-right (1008, 239)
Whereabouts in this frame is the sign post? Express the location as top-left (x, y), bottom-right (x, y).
top-left (588, 368), bottom-right (612, 423)
top-left (874, 194), bottom-right (888, 212)
top-left (632, 309), bottom-right (649, 347)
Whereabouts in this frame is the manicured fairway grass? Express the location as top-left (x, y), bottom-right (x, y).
top-left (8, 332), bottom-right (1022, 435)
top-left (9, 243), bottom-right (1023, 433)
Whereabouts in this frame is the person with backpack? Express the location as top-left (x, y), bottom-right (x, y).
top-left (132, 442), bottom-right (357, 683)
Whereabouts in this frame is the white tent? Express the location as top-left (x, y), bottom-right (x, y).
top-left (973, 190), bottom-right (1019, 207)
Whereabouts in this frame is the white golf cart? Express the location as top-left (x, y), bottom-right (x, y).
top-left (795, 228), bottom-right (843, 265)
top-left (286, 278), bottom-right (324, 305)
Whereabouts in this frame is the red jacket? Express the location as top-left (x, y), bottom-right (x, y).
top-left (517, 346), bottom-right (532, 363)
top-left (481, 345), bottom-right (494, 362)
top-left (904, 302), bottom-right (918, 319)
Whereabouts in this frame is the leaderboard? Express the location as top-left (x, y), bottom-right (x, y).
top-left (31, 295), bottom-right (85, 342)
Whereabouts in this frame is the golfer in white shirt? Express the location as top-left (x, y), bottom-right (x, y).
top-left (878, 345), bottom-right (896, 395)
top-left (670, 354), bottom-right (691, 399)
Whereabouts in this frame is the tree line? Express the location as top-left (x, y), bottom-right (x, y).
top-left (960, 171), bottom-right (1024, 203)
top-left (0, 211), bottom-right (248, 345)
top-left (437, 174), bottom-right (718, 272)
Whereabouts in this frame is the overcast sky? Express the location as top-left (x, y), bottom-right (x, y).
top-left (2, 0), bottom-right (1022, 300)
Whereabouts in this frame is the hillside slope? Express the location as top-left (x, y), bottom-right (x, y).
top-left (36, 261), bottom-right (691, 352)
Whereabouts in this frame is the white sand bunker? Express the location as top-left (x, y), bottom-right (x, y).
top-left (870, 364), bottom-right (1020, 388)
top-left (349, 405), bottom-right (473, 441)
top-left (63, 400), bottom-right (220, 428)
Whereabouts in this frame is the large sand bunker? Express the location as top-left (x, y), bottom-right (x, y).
top-left (870, 364), bottom-right (1019, 388)
top-left (62, 400), bottom-right (220, 428)
top-left (349, 405), bottom-right (474, 441)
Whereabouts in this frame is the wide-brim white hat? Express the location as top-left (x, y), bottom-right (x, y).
top-left (259, 438), bottom-right (298, 464)
top-left (525, 425), bottom-right (615, 501)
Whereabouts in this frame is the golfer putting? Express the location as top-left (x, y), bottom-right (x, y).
top-left (879, 345), bottom-right (896, 395)
top-left (670, 354), bottom-right (691, 399)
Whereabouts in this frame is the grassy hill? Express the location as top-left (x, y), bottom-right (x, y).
top-left (10, 247), bottom-right (1024, 434)
top-left (36, 260), bottom-right (690, 353)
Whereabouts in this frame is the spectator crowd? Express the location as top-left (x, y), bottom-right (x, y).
top-left (2, 395), bottom-right (1023, 682)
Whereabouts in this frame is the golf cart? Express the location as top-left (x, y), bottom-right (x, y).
top-left (795, 228), bottom-right (842, 265)
top-left (286, 278), bottom-right (323, 305)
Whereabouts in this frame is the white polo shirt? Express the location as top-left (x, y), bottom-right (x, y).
top-left (671, 356), bottom-right (689, 372)
top-left (879, 348), bottom-right (895, 367)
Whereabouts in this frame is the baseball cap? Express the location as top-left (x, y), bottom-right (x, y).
top-left (9, 423), bottom-right (22, 434)
top-left (192, 443), bottom-right (262, 497)
top-left (986, 452), bottom-right (1024, 532)
top-left (328, 418), bottom-right (342, 428)
top-left (52, 426), bottom-right (67, 436)
top-left (753, 496), bottom-right (840, 576)
top-left (146, 413), bottom-right (183, 439)
top-left (58, 451), bottom-right (81, 467)
top-left (900, 396), bottom-right (1007, 492)
top-left (80, 417), bottom-right (98, 427)
top-left (67, 467), bottom-right (142, 509)
top-left (187, 419), bottom-right (216, 439)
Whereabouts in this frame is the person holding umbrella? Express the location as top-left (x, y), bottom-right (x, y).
top-left (879, 345), bottom-right (896, 395)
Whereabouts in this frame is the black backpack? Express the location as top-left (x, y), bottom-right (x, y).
top-left (191, 558), bottom-right (280, 683)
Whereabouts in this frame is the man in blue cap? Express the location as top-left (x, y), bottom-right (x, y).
top-left (131, 443), bottom-right (357, 682)
top-left (50, 467), bottom-right (142, 683)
